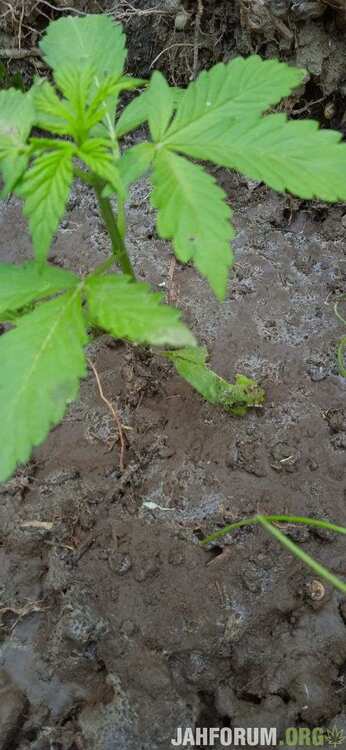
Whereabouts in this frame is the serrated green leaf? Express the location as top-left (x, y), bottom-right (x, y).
top-left (0, 261), bottom-right (78, 316)
top-left (87, 75), bottom-right (147, 134)
top-left (103, 141), bottom-right (154, 197)
top-left (147, 71), bottom-right (174, 141)
top-left (53, 65), bottom-right (96, 140)
top-left (78, 139), bottom-right (124, 196)
top-left (151, 150), bottom-right (234, 299)
top-left (86, 274), bottom-right (195, 347)
top-left (181, 114), bottom-right (346, 202)
top-left (118, 142), bottom-right (154, 188)
top-left (0, 289), bottom-right (87, 482)
top-left (92, 78), bottom-right (148, 145)
top-left (1, 154), bottom-right (29, 198)
top-left (165, 347), bottom-right (265, 414)
top-left (40, 15), bottom-right (126, 80)
top-left (17, 145), bottom-right (74, 262)
top-left (115, 91), bottom-right (148, 138)
top-left (31, 78), bottom-right (77, 138)
top-left (162, 56), bottom-right (305, 147)
top-left (115, 86), bottom-right (183, 138)
top-left (54, 65), bottom-right (95, 109)
top-left (0, 89), bottom-right (35, 196)
top-left (0, 88), bottom-right (35, 146)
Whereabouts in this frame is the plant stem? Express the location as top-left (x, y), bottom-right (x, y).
top-left (95, 185), bottom-right (135, 279)
top-left (201, 513), bottom-right (346, 544)
top-left (258, 516), bottom-right (346, 594)
top-left (201, 513), bottom-right (346, 595)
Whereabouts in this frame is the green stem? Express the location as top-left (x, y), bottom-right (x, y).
top-left (95, 185), bottom-right (135, 279)
top-left (201, 513), bottom-right (346, 595)
top-left (201, 514), bottom-right (346, 545)
top-left (258, 516), bottom-right (346, 594)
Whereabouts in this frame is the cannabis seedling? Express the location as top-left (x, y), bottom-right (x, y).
top-left (1, 14), bottom-right (346, 486)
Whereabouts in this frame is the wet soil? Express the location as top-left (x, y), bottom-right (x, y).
top-left (1, 166), bottom-right (346, 748)
top-left (1, 1), bottom-right (346, 748)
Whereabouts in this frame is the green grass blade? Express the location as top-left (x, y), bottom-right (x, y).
top-left (202, 514), bottom-right (346, 545)
top-left (202, 514), bottom-right (346, 594)
top-left (201, 516), bottom-right (259, 544)
top-left (334, 296), bottom-right (346, 325)
top-left (337, 337), bottom-right (346, 377)
top-left (258, 516), bottom-right (346, 594)
top-left (264, 515), bottom-right (346, 535)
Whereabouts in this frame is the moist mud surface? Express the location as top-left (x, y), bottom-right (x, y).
top-left (1, 170), bottom-right (346, 749)
top-left (1, 3), bottom-right (346, 749)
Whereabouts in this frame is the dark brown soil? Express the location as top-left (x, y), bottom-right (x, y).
top-left (1, 2), bottom-right (346, 749)
top-left (1, 168), bottom-right (346, 748)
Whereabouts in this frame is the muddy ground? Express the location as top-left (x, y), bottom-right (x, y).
top-left (1, 2), bottom-right (346, 750)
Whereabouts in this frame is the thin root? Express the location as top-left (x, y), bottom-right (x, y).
top-left (192, 0), bottom-right (204, 80)
top-left (0, 47), bottom-right (40, 58)
top-left (88, 358), bottom-right (126, 472)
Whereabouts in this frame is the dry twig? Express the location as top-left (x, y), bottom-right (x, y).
top-left (192, 0), bottom-right (204, 80)
top-left (167, 256), bottom-right (178, 305)
top-left (0, 47), bottom-right (40, 58)
top-left (150, 43), bottom-right (194, 70)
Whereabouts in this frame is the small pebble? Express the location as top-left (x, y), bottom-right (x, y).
top-left (307, 579), bottom-right (325, 601)
top-left (307, 365), bottom-right (328, 382)
top-left (108, 552), bottom-right (132, 576)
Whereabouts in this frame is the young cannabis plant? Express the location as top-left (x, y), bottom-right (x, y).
top-left (1, 14), bottom-right (346, 483)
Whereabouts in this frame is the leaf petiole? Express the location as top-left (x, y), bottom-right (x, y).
top-left (94, 183), bottom-right (135, 279)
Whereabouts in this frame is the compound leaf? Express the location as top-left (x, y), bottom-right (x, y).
top-left (53, 66), bottom-right (96, 139)
top-left (162, 56), bottom-right (305, 147)
top-left (165, 347), bottom-right (265, 415)
top-left (86, 274), bottom-right (195, 347)
top-left (0, 261), bottom-right (78, 316)
top-left (0, 289), bottom-right (87, 482)
top-left (151, 150), bottom-right (234, 299)
top-left (0, 89), bottom-right (35, 195)
top-left (40, 15), bottom-right (126, 81)
top-left (17, 145), bottom-right (74, 262)
top-left (186, 114), bottom-right (346, 201)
